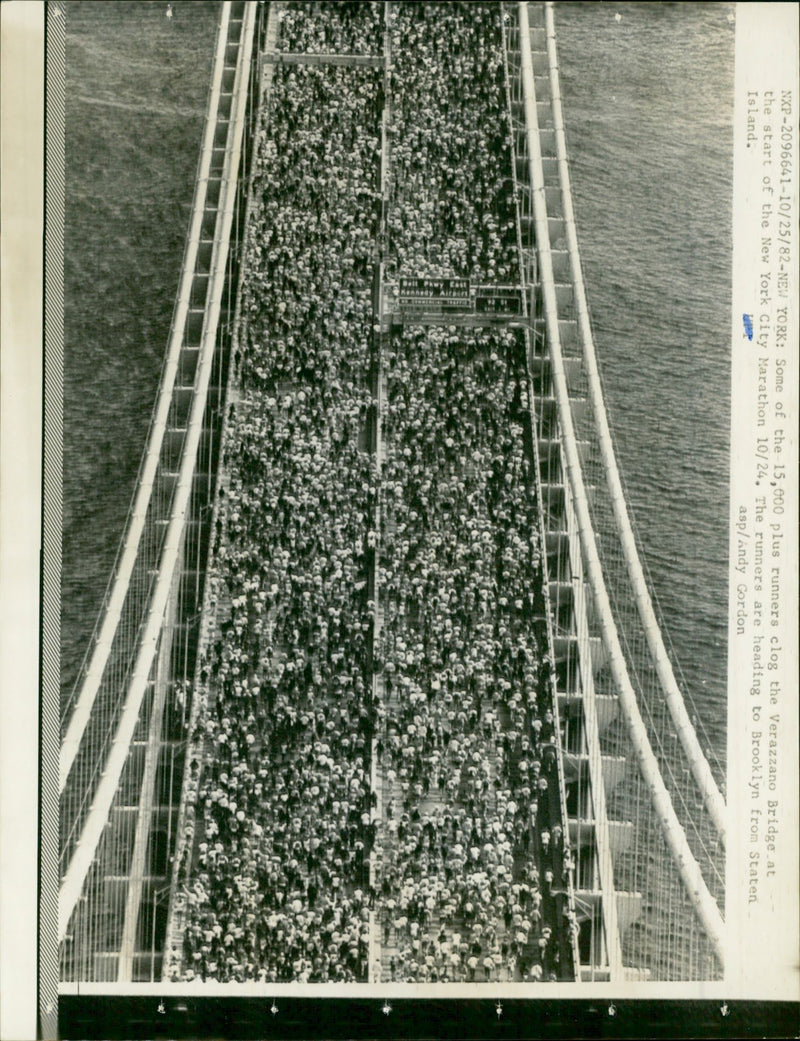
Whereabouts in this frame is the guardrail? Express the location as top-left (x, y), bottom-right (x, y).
top-left (161, 0), bottom-right (274, 982)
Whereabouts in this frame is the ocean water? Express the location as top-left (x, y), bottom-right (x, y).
top-left (554, 1), bottom-right (735, 762)
top-left (61, 2), bottom-right (734, 760)
top-left (61, 0), bottom-right (220, 707)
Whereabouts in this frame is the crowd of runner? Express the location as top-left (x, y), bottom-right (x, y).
top-left (177, 47), bottom-right (382, 982)
top-left (173, 0), bottom-right (575, 985)
top-left (372, 4), bottom-right (573, 982)
top-left (375, 328), bottom-right (571, 983)
top-left (278, 0), bottom-right (384, 56)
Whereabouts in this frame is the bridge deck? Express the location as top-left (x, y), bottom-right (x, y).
top-left (60, 0), bottom-right (725, 987)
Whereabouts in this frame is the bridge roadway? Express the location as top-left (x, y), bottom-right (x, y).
top-left (58, 0), bottom-right (725, 986)
top-left (165, 0), bottom-right (578, 985)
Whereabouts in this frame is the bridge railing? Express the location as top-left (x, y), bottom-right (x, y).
top-left (161, 0), bottom-right (278, 982)
top-left (501, 4), bottom-right (583, 980)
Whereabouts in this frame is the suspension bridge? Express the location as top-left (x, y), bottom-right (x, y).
top-left (59, 0), bottom-right (726, 985)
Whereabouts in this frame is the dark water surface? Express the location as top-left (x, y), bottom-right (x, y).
top-left (555, 1), bottom-right (734, 761)
top-left (62, 2), bottom-right (734, 761)
top-left (61, 0), bottom-right (219, 704)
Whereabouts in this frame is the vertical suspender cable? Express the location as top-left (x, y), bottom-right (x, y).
top-left (116, 541), bottom-right (184, 982)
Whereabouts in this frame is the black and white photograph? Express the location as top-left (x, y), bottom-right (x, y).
top-left (0, 0), bottom-right (798, 1037)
